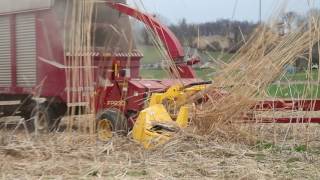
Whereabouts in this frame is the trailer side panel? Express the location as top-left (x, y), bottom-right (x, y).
top-left (0, 16), bottom-right (11, 86)
top-left (16, 13), bottom-right (37, 87)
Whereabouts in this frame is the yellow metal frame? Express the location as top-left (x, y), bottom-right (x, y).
top-left (132, 84), bottom-right (206, 148)
top-left (97, 119), bottom-right (113, 141)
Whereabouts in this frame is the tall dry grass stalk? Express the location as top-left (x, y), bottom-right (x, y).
top-left (64, 0), bottom-right (96, 135)
top-left (191, 16), bottom-right (320, 140)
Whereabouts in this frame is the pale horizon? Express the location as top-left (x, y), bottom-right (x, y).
top-left (128, 0), bottom-right (320, 24)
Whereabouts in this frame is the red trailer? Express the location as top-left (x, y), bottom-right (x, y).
top-left (0, 0), bottom-right (201, 132)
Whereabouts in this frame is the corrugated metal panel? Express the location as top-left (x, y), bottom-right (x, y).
top-left (0, 0), bottom-right (53, 14)
top-left (16, 13), bottom-right (36, 87)
top-left (0, 16), bottom-right (11, 86)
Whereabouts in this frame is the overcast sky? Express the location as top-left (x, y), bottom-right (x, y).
top-left (127, 0), bottom-right (319, 24)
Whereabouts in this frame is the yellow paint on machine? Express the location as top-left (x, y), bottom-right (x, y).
top-left (132, 84), bottom-right (206, 149)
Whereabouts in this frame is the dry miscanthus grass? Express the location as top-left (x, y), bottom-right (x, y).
top-left (191, 19), bottom-right (320, 137)
top-left (0, 123), bottom-right (320, 179)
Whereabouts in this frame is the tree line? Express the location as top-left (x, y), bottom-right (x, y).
top-left (139, 18), bottom-right (257, 52)
top-left (139, 9), bottom-right (320, 52)
top-left (169, 18), bottom-right (257, 52)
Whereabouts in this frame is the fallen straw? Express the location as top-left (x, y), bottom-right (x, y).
top-left (191, 19), bottom-right (320, 135)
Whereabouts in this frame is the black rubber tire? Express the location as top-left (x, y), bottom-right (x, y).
top-left (28, 103), bottom-right (61, 133)
top-left (20, 99), bottom-right (35, 120)
top-left (96, 109), bottom-right (128, 135)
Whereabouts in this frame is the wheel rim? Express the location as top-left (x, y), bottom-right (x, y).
top-left (35, 111), bottom-right (48, 131)
top-left (97, 119), bottom-right (113, 141)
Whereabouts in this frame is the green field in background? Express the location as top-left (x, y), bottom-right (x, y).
top-left (139, 45), bottom-right (233, 64)
top-left (139, 45), bottom-right (320, 98)
top-left (267, 84), bottom-right (320, 98)
top-left (280, 70), bottom-right (319, 81)
top-left (202, 51), bottom-right (234, 62)
top-left (140, 68), bottom-right (320, 98)
top-left (138, 45), bottom-right (230, 81)
top-left (139, 45), bottom-right (163, 64)
top-left (140, 69), bottom-right (320, 82)
top-left (140, 68), bottom-right (214, 80)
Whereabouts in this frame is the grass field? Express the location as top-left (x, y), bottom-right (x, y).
top-left (280, 70), bottom-right (319, 81)
top-left (269, 70), bottom-right (320, 98)
top-left (202, 50), bottom-right (234, 62)
top-left (139, 45), bottom-right (163, 64)
top-left (141, 68), bottom-right (320, 98)
top-left (139, 45), bottom-right (233, 65)
top-left (267, 84), bottom-right (320, 98)
top-left (140, 68), bottom-right (215, 80)
top-left (139, 45), bottom-right (320, 98)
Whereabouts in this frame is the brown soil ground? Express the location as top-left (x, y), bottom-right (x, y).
top-left (0, 117), bottom-right (319, 179)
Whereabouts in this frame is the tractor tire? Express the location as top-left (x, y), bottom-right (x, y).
top-left (28, 103), bottom-right (61, 133)
top-left (96, 109), bottom-right (128, 141)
